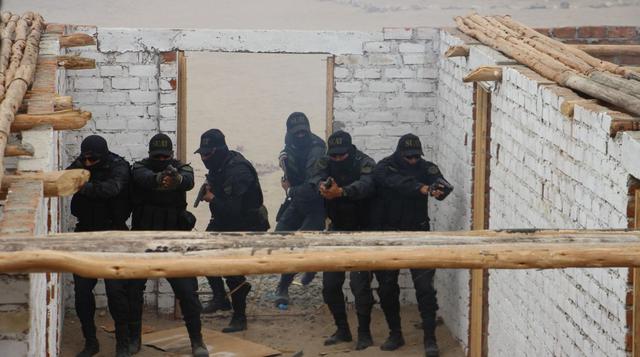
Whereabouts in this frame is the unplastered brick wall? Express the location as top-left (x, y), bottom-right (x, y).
top-left (439, 28), bottom-right (632, 356)
top-left (535, 26), bottom-right (640, 66)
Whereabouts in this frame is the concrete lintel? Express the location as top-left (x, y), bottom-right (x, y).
top-left (97, 28), bottom-right (382, 54)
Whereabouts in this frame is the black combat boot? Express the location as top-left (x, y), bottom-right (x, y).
top-left (115, 323), bottom-right (131, 357)
top-left (76, 338), bottom-right (99, 357)
top-left (222, 282), bottom-right (251, 333)
top-left (203, 278), bottom-right (232, 313)
top-left (424, 329), bottom-right (439, 357)
top-left (128, 322), bottom-right (142, 354)
top-left (202, 297), bottom-right (232, 314)
top-left (273, 282), bottom-right (290, 307)
top-left (355, 313), bottom-right (373, 350)
top-left (324, 311), bottom-right (352, 346)
top-left (190, 336), bottom-right (209, 357)
top-left (380, 331), bottom-right (405, 351)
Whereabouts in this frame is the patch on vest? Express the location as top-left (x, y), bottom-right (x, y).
top-left (224, 185), bottom-right (233, 195)
top-left (428, 166), bottom-right (440, 175)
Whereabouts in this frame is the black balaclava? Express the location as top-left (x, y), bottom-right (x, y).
top-left (393, 133), bottom-right (423, 172)
top-left (329, 145), bottom-right (356, 172)
top-left (79, 135), bottom-right (109, 169)
top-left (286, 112), bottom-right (312, 150)
top-left (203, 145), bottom-right (229, 171)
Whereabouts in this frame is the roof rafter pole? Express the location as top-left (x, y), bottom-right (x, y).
top-left (1, 230), bottom-right (640, 278)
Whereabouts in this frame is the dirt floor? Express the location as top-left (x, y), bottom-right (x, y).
top-left (61, 304), bottom-right (465, 357)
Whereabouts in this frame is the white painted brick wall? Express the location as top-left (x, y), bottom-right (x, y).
top-left (487, 66), bottom-right (629, 357)
top-left (437, 28), bottom-right (631, 356)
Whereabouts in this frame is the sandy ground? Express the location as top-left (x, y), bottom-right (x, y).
top-left (60, 305), bottom-right (465, 357)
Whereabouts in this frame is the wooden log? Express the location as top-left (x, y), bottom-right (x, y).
top-left (0, 13), bottom-right (45, 192)
top-left (560, 99), bottom-right (598, 118)
top-left (56, 55), bottom-right (96, 70)
top-left (610, 114), bottom-right (640, 137)
top-left (589, 72), bottom-right (640, 100)
top-left (445, 45), bottom-right (470, 58)
top-left (5, 143), bottom-right (34, 157)
top-left (19, 95), bottom-right (73, 113)
top-left (456, 16), bottom-right (640, 116)
top-left (0, 230), bottom-right (639, 278)
top-left (463, 66), bottom-right (502, 82)
top-left (0, 169), bottom-right (89, 198)
top-left (12, 110), bottom-right (91, 132)
top-left (572, 44), bottom-right (640, 57)
top-left (59, 33), bottom-right (96, 48)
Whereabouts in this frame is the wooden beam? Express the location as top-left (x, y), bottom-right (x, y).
top-left (177, 51), bottom-right (187, 163)
top-left (571, 44), bottom-right (640, 57)
top-left (20, 95), bottom-right (73, 113)
top-left (59, 33), bottom-right (96, 48)
top-left (0, 169), bottom-right (89, 198)
top-left (464, 66), bottom-right (503, 83)
top-left (633, 190), bottom-right (640, 357)
top-left (56, 55), bottom-right (95, 70)
top-left (5, 143), bottom-right (35, 157)
top-left (0, 230), bottom-right (640, 277)
top-left (326, 55), bottom-right (335, 140)
top-left (560, 99), bottom-right (598, 118)
top-left (445, 45), bottom-right (470, 58)
top-left (610, 113), bottom-right (640, 137)
top-left (12, 110), bottom-right (91, 132)
top-left (469, 84), bottom-right (491, 357)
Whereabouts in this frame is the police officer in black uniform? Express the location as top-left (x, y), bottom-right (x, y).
top-left (67, 135), bottom-right (136, 357)
top-left (130, 133), bottom-right (208, 357)
top-left (195, 129), bottom-right (269, 333)
top-left (308, 130), bottom-right (377, 350)
top-left (273, 112), bottom-right (326, 307)
top-left (372, 134), bottom-right (452, 357)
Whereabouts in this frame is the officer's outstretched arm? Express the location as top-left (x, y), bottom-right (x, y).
top-left (373, 160), bottom-right (424, 197)
top-left (81, 161), bottom-right (130, 199)
top-left (131, 162), bottom-right (159, 189)
top-left (175, 165), bottom-right (195, 191)
top-left (343, 158), bottom-right (376, 199)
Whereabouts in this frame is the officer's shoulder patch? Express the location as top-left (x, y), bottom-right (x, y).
top-left (361, 159), bottom-right (375, 174)
top-left (132, 161), bottom-right (145, 170)
top-left (317, 157), bottom-right (328, 169)
top-left (224, 184), bottom-right (233, 195)
top-left (427, 164), bottom-right (440, 175)
top-left (180, 165), bottom-right (194, 173)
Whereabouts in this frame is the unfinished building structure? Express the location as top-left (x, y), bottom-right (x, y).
top-left (1, 9), bottom-right (640, 357)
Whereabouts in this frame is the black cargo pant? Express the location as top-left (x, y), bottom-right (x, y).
top-left (165, 278), bottom-right (203, 340)
top-left (205, 275), bottom-right (249, 317)
top-left (276, 201), bottom-right (325, 288)
top-left (349, 270), bottom-right (401, 334)
top-left (384, 268), bottom-right (438, 336)
top-left (322, 271), bottom-right (349, 329)
top-left (73, 276), bottom-right (146, 340)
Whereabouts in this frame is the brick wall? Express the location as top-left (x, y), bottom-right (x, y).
top-left (439, 28), bottom-right (632, 356)
top-left (535, 25), bottom-right (640, 65)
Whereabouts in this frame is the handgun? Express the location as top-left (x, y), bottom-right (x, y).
top-left (428, 177), bottom-right (453, 200)
top-left (193, 183), bottom-right (208, 208)
top-left (323, 177), bottom-right (335, 190)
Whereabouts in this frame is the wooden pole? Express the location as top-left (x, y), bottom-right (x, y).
top-left (1, 230), bottom-right (640, 278)
top-left (5, 142), bottom-right (34, 157)
top-left (326, 55), bottom-right (335, 140)
top-left (633, 190), bottom-right (640, 357)
top-left (177, 51), bottom-right (187, 163)
top-left (0, 169), bottom-right (89, 198)
top-left (12, 110), bottom-right (91, 132)
top-left (445, 45), bottom-right (470, 58)
top-left (56, 55), bottom-right (95, 70)
top-left (464, 66), bottom-right (503, 82)
top-left (0, 12), bottom-right (45, 190)
top-left (469, 84), bottom-right (491, 357)
top-left (58, 33), bottom-right (95, 48)
top-left (571, 44), bottom-right (640, 57)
